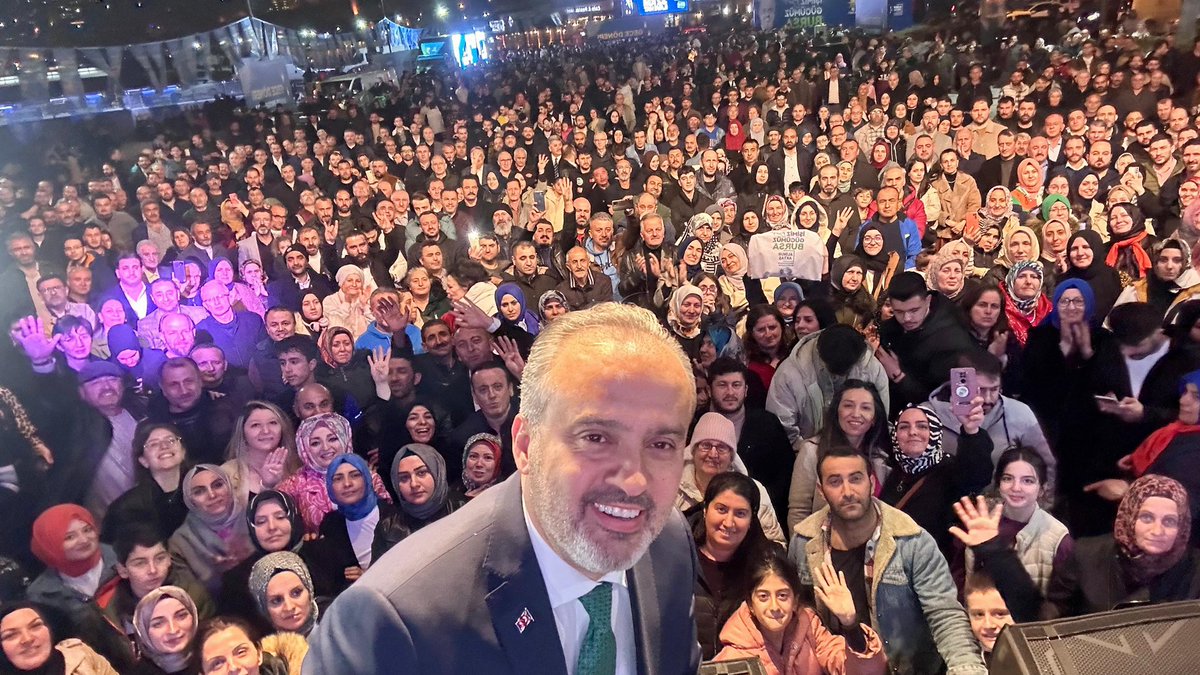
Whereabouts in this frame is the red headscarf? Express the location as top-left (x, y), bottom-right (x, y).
top-left (31, 504), bottom-right (102, 577)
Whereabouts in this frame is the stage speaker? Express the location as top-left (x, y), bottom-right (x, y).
top-left (699, 657), bottom-right (767, 675)
top-left (990, 600), bottom-right (1200, 674)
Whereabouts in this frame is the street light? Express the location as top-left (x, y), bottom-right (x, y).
top-left (436, 5), bottom-right (449, 17)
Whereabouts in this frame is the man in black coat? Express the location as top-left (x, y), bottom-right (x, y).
top-left (689, 358), bottom-right (793, 526)
top-left (877, 272), bottom-right (981, 410)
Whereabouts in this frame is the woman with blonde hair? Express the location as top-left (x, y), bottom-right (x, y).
top-left (221, 401), bottom-right (300, 505)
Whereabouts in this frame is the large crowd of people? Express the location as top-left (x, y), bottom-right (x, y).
top-left (2, 13), bottom-right (1200, 674)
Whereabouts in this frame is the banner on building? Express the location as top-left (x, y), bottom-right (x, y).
top-left (754, 0), bottom-right (855, 29)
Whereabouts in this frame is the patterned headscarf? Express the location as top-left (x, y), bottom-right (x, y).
top-left (461, 433), bottom-right (503, 494)
top-left (1005, 260), bottom-right (1045, 314)
top-left (1113, 474), bottom-right (1192, 586)
top-left (295, 413), bottom-right (354, 475)
top-left (248, 551), bottom-right (319, 636)
top-left (889, 404), bottom-right (945, 476)
top-left (133, 586), bottom-right (199, 673)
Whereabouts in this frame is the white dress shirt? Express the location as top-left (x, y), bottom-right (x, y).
top-left (524, 502), bottom-right (635, 675)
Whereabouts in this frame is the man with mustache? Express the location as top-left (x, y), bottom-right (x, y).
top-left (306, 304), bottom-right (701, 675)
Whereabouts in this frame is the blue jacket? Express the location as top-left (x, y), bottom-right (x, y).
top-left (354, 322), bottom-right (424, 355)
top-left (790, 501), bottom-right (987, 675)
top-left (857, 217), bottom-right (922, 270)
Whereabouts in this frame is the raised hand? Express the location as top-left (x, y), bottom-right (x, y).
top-left (367, 346), bottom-right (391, 386)
top-left (260, 446), bottom-right (289, 489)
top-left (833, 207), bottom-right (853, 235)
top-left (13, 316), bottom-right (59, 364)
top-left (494, 336), bottom-right (526, 380)
top-left (953, 396), bottom-right (986, 435)
top-left (813, 561), bottom-right (858, 626)
top-left (452, 298), bottom-right (494, 331)
top-left (948, 495), bottom-right (1002, 548)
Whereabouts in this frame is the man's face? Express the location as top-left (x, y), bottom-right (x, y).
top-left (192, 347), bottom-right (228, 387)
top-left (997, 134), bottom-right (1015, 159)
top-left (818, 454), bottom-right (875, 523)
top-left (997, 100), bottom-right (1014, 119)
top-left (453, 327), bottom-right (493, 369)
top-left (201, 283), bottom-right (232, 317)
top-left (966, 588), bottom-right (1012, 653)
top-left (891, 294), bottom-right (931, 332)
top-left (971, 101), bottom-right (990, 125)
top-left (38, 277), bottom-right (68, 308)
top-left (293, 386), bottom-right (333, 419)
top-left (876, 189), bottom-right (900, 219)
top-left (161, 365), bottom-right (203, 411)
top-left (1088, 142), bottom-right (1112, 170)
top-left (116, 543), bottom-right (172, 599)
top-left (160, 317), bottom-right (194, 356)
top-left (63, 239), bottom-right (85, 262)
top-left (513, 245), bottom-right (538, 276)
top-left (150, 281), bottom-right (181, 311)
top-left (471, 368), bottom-right (513, 419)
top-left (7, 237), bottom-right (35, 267)
top-left (265, 310), bottom-right (296, 343)
top-left (387, 357), bottom-right (419, 399)
top-left (117, 258), bottom-right (143, 286)
top-left (709, 373), bottom-right (747, 414)
top-left (334, 191), bottom-right (352, 213)
top-left (512, 331), bottom-right (691, 576)
top-left (1149, 139), bottom-right (1173, 167)
top-left (422, 323), bottom-right (452, 358)
top-left (277, 347), bottom-right (316, 388)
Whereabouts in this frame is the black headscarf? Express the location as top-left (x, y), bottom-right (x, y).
top-left (853, 222), bottom-right (892, 277)
top-left (0, 602), bottom-right (66, 675)
top-left (1061, 229), bottom-right (1123, 318)
top-left (245, 490), bottom-right (305, 554)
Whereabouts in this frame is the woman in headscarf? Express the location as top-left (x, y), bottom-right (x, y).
top-left (1170, 178), bottom-right (1200, 247)
top-left (321, 266), bottom-right (373, 338)
top-left (1060, 230), bottom-right (1125, 317)
top-left (25, 506), bottom-right (133, 670)
top-left (730, 209), bottom-right (765, 251)
top-left (1113, 238), bottom-right (1200, 318)
top-left (377, 401), bottom-right (455, 499)
top-left (1106, 202), bottom-right (1157, 283)
top-left (456, 434), bottom-right (502, 500)
top-left (739, 163), bottom-right (776, 216)
top-left (986, 224), bottom-right (1041, 286)
top-left (295, 291), bottom-right (328, 340)
top-left (0, 602), bottom-right (119, 675)
top-left (717, 243), bottom-right (750, 316)
top-left (315, 327), bottom-right (376, 408)
top-left (1072, 171), bottom-right (1105, 228)
top-left (868, 139), bottom-right (895, 176)
top-left (925, 247), bottom-right (971, 302)
top-left (169, 464), bottom-right (254, 594)
top-left (827, 256), bottom-right (876, 330)
top-left (969, 186), bottom-right (1021, 246)
top-left (761, 195), bottom-right (791, 232)
top-left (248, 552), bottom-right (321, 638)
top-left (218, 489), bottom-right (320, 626)
top-left (1011, 158), bottom-right (1045, 213)
top-left (684, 213), bottom-right (722, 275)
top-left (880, 403), bottom-right (996, 553)
top-left (278, 413), bottom-right (392, 535)
top-left (851, 223), bottom-right (896, 298)
top-left (313, 454), bottom-right (408, 593)
top-left (391, 443), bottom-right (460, 530)
top-left (1001, 260), bottom-right (1053, 347)
top-left (677, 236), bottom-right (705, 282)
top-left (130, 586), bottom-right (198, 675)
top-left (1044, 475), bottom-right (1200, 617)
top-left (1036, 217), bottom-right (1072, 294)
top-left (772, 281), bottom-right (806, 341)
top-left (493, 283), bottom-right (541, 337)
top-left (666, 284), bottom-right (707, 361)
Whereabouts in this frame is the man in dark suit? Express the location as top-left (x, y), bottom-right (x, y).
top-left (976, 129), bottom-right (1024, 193)
top-left (305, 304), bottom-right (702, 675)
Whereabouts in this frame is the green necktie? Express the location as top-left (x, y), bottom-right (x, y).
top-left (575, 582), bottom-right (616, 675)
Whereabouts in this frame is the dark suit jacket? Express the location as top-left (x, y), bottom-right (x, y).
top-left (303, 476), bottom-right (702, 675)
top-left (977, 154), bottom-right (1024, 193)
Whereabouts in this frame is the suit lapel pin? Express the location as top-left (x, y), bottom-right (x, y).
top-left (515, 607), bottom-right (534, 634)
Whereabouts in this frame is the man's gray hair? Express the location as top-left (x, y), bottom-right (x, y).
top-left (518, 304), bottom-right (694, 432)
